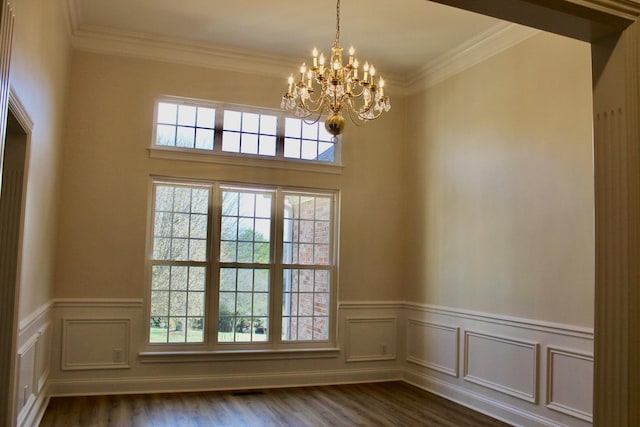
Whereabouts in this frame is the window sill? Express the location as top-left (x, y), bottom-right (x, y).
top-left (138, 347), bottom-right (341, 363)
top-left (148, 147), bottom-right (343, 174)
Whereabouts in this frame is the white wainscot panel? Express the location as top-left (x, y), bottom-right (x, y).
top-left (35, 323), bottom-right (51, 393)
top-left (546, 347), bottom-right (593, 422)
top-left (62, 318), bottom-right (131, 370)
top-left (345, 317), bottom-right (396, 362)
top-left (16, 335), bottom-right (37, 421)
top-left (464, 331), bottom-right (539, 403)
top-left (406, 318), bottom-right (459, 377)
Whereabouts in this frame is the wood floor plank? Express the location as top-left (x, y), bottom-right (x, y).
top-left (39, 381), bottom-right (512, 427)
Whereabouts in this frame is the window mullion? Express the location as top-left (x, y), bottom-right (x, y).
top-left (271, 187), bottom-right (284, 346)
top-left (208, 183), bottom-right (222, 347)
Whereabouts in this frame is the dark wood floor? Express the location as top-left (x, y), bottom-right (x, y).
top-left (39, 381), bottom-right (512, 427)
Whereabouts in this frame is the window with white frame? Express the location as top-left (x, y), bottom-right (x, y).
top-left (148, 178), bottom-right (338, 349)
top-left (151, 98), bottom-right (340, 165)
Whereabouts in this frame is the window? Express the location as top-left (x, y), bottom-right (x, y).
top-left (150, 98), bottom-right (341, 167)
top-left (147, 179), bottom-right (338, 350)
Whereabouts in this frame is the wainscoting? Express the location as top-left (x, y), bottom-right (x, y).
top-left (15, 302), bottom-right (52, 427)
top-left (403, 303), bottom-right (593, 427)
top-left (20, 299), bottom-right (593, 427)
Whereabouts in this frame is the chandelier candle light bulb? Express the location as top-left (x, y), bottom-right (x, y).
top-left (280, 0), bottom-right (391, 136)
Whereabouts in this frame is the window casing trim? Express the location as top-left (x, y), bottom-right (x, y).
top-left (143, 176), bottom-right (340, 354)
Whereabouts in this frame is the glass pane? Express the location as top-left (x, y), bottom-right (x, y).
top-left (236, 293), bottom-right (252, 316)
top-left (220, 268), bottom-right (236, 291)
top-left (168, 317), bottom-right (187, 342)
top-left (315, 197), bottom-right (331, 220)
top-left (188, 292), bottom-right (205, 316)
top-left (156, 124), bottom-right (176, 146)
top-left (242, 112), bottom-right (259, 133)
top-left (221, 217), bottom-right (238, 240)
top-left (302, 121), bottom-right (318, 140)
top-left (176, 127), bottom-right (195, 148)
top-left (177, 105), bottom-right (197, 126)
top-left (241, 133), bottom-right (258, 155)
top-left (150, 317), bottom-right (168, 343)
top-left (172, 238), bottom-right (188, 260)
top-left (299, 220), bottom-right (314, 243)
top-left (171, 266), bottom-right (188, 290)
top-left (191, 189), bottom-right (209, 214)
top-left (315, 270), bottom-right (330, 292)
top-left (196, 107), bottom-right (215, 128)
top-left (318, 122), bottom-right (333, 141)
top-left (318, 142), bottom-right (334, 162)
top-left (259, 135), bottom-right (276, 156)
top-left (189, 214), bottom-right (207, 238)
top-left (299, 196), bottom-right (315, 219)
top-left (254, 243), bottom-right (270, 263)
top-left (187, 318), bottom-right (204, 342)
top-left (222, 131), bottom-right (240, 152)
top-left (219, 292), bottom-right (236, 314)
top-left (174, 188), bottom-right (191, 212)
top-left (157, 102), bottom-right (177, 124)
top-left (155, 186), bottom-right (174, 211)
top-left (169, 292), bottom-right (187, 316)
top-left (220, 241), bottom-right (237, 262)
top-left (189, 239), bottom-right (207, 261)
top-left (188, 266), bottom-right (206, 291)
top-left (314, 221), bottom-right (330, 244)
top-left (254, 269), bottom-right (269, 292)
top-left (172, 213), bottom-right (190, 238)
top-left (154, 212), bottom-right (172, 237)
top-left (237, 242), bottom-right (253, 263)
top-left (314, 317), bottom-right (329, 340)
top-left (284, 138), bottom-right (301, 158)
top-left (224, 110), bottom-right (242, 131)
top-left (152, 265), bottom-right (170, 290)
top-left (150, 291), bottom-right (169, 316)
top-left (285, 117), bottom-right (301, 138)
top-left (255, 195), bottom-right (272, 218)
top-left (301, 139), bottom-right (317, 160)
top-left (253, 293), bottom-right (268, 316)
top-left (237, 268), bottom-right (253, 292)
top-left (254, 219), bottom-right (270, 241)
top-left (260, 115), bottom-right (277, 135)
top-left (222, 191), bottom-right (239, 216)
top-left (153, 238), bottom-right (171, 260)
top-left (239, 193), bottom-right (255, 217)
top-left (298, 244), bottom-right (313, 264)
top-left (195, 128), bottom-right (214, 150)
top-left (238, 218), bottom-right (254, 240)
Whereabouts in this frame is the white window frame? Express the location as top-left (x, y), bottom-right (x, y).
top-left (148, 96), bottom-right (343, 174)
top-left (141, 176), bottom-right (340, 361)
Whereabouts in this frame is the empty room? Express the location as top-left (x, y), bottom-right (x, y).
top-left (2, 0), bottom-right (640, 426)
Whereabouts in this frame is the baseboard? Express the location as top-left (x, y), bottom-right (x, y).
top-left (48, 366), bottom-right (402, 397)
top-left (17, 382), bottom-right (50, 427)
top-left (403, 368), bottom-right (565, 427)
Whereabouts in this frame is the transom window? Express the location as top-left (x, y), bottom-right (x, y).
top-left (151, 98), bottom-right (340, 166)
top-left (147, 179), bottom-right (338, 349)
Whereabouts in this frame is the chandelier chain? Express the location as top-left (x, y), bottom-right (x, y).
top-left (334, 0), bottom-right (340, 47)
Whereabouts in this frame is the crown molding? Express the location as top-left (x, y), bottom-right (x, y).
top-left (567, 0), bottom-right (640, 20)
top-left (407, 22), bottom-right (540, 94)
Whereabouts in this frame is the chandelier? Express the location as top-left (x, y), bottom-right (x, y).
top-left (280, 0), bottom-right (391, 136)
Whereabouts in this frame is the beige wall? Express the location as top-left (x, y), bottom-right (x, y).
top-left (55, 52), bottom-right (407, 303)
top-left (10, 0), bottom-right (71, 319)
top-left (405, 31), bottom-right (594, 326)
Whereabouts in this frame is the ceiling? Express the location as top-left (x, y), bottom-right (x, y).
top-left (68, 0), bottom-right (506, 81)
